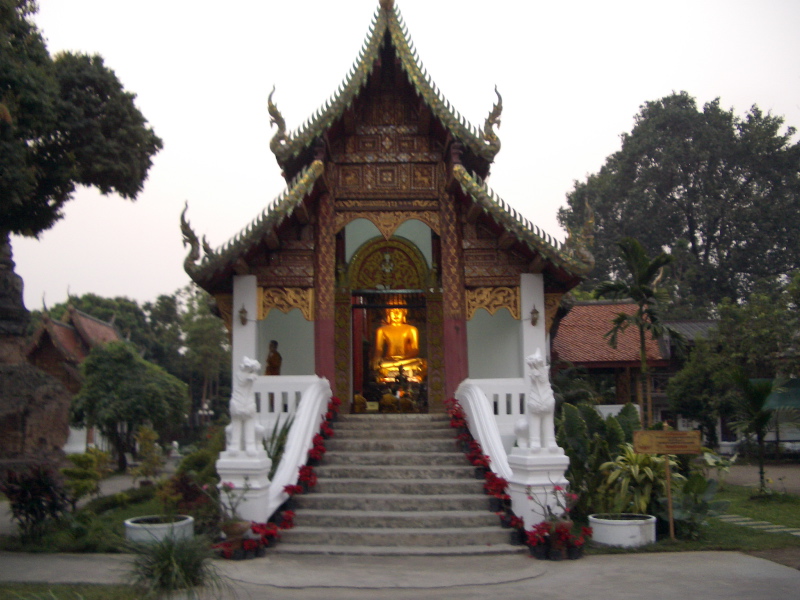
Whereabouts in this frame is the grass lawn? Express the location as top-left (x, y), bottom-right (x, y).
top-left (717, 484), bottom-right (800, 528)
top-left (0, 584), bottom-right (140, 600)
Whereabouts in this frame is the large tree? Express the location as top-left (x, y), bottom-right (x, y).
top-left (72, 341), bottom-right (187, 470)
top-left (0, 1), bottom-right (162, 332)
top-left (559, 91), bottom-right (800, 310)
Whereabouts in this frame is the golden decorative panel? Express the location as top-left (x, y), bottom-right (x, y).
top-left (465, 287), bottom-right (520, 320)
top-left (544, 292), bottom-right (564, 334)
top-left (334, 211), bottom-right (440, 239)
top-left (259, 288), bottom-right (314, 321)
top-left (349, 237), bottom-right (428, 290)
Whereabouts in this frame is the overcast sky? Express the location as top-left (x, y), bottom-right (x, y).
top-left (12, 0), bottom-right (800, 311)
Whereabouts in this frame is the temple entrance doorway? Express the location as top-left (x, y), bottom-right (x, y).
top-left (341, 233), bottom-right (442, 414)
top-left (351, 290), bottom-right (428, 413)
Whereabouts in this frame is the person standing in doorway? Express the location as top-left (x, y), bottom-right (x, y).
top-left (265, 340), bottom-right (282, 375)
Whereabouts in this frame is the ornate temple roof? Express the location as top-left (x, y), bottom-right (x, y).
top-left (453, 165), bottom-right (594, 277)
top-left (182, 161), bottom-right (324, 283)
top-left (268, 0), bottom-right (501, 171)
top-left (182, 0), bottom-right (594, 290)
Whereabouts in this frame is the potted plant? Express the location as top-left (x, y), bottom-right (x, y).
top-left (125, 475), bottom-right (196, 544)
top-left (589, 444), bottom-right (680, 547)
top-left (526, 521), bottom-right (550, 559)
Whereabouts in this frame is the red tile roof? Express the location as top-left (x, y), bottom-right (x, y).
top-left (552, 301), bottom-right (668, 367)
top-left (67, 307), bottom-right (119, 348)
top-left (26, 307), bottom-right (120, 365)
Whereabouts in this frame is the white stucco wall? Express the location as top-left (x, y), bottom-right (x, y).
top-left (257, 309), bottom-right (315, 375)
top-left (467, 308), bottom-right (522, 379)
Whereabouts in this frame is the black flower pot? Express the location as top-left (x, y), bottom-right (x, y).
top-left (548, 547), bottom-right (566, 561)
top-left (529, 545), bottom-right (547, 560)
top-left (488, 496), bottom-right (504, 512)
top-left (510, 529), bottom-right (526, 546)
top-left (568, 546), bottom-right (584, 560)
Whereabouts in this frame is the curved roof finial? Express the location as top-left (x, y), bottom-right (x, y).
top-left (482, 86), bottom-right (502, 155)
top-left (268, 86), bottom-right (288, 155)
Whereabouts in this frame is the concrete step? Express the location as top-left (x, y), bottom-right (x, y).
top-left (295, 493), bottom-right (488, 512)
top-left (272, 543), bottom-right (525, 556)
top-left (297, 509), bottom-right (498, 528)
top-left (333, 428), bottom-right (454, 439)
top-left (315, 465), bottom-right (475, 480)
top-left (315, 478), bottom-right (483, 495)
top-left (323, 451), bottom-right (468, 466)
top-left (280, 526), bottom-right (511, 547)
top-left (324, 438), bottom-right (458, 453)
top-left (334, 419), bottom-right (453, 431)
top-left (339, 414), bottom-right (450, 422)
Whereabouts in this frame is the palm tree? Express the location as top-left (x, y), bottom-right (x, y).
top-left (594, 237), bottom-right (682, 427)
top-left (728, 372), bottom-right (783, 495)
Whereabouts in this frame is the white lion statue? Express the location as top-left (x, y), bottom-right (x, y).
top-left (225, 357), bottom-right (264, 457)
top-left (514, 349), bottom-right (558, 451)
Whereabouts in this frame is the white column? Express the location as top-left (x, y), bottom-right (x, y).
top-left (520, 273), bottom-right (546, 372)
top-left (232, 275), bottom-right (258, 371)
top-left (511, 276), bottom-right (570, 528)
top-left (218, 274), bottom-right (271, 523)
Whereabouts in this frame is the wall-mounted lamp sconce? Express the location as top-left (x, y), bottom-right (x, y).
top-left (530, 304), bottom-right (540, 326)
top-left (239, 305), bottom-right (248, 326)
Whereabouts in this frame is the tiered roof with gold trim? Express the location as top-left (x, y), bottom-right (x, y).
top-left (182, 0), bottom-right (593, 289)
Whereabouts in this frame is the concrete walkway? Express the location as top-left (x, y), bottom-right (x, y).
top-left (1, 550), bottom-right (799, 599)
top-left (726, 464), bottom-right (800, 494)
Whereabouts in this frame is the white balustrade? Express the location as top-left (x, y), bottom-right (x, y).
top-left (252, 375), bottom-right (320, 434)
top-left (455, 380), bottom-right (513, 480)
top-left (467, 377), bottom-right (526, 452)
top-left (264, 377), bottom-right (332, 520)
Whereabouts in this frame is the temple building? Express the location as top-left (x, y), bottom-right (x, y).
top-left (181, 0), bottom-right (594, 416)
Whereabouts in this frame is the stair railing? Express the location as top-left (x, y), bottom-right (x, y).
top-left (455, 379), bottom-right (512, 480)
top-left (264, 376), bottom-right (332, 519)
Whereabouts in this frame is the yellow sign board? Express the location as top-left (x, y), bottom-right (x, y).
top-left (633, 430), bottom-right (702, 455)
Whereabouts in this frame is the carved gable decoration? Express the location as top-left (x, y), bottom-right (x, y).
top-left (466, 287), bottom-right (521, 320)
top-left (349, 237), bottom-right (428, 290)
top-left (259, 287), bottom-right (314, 321)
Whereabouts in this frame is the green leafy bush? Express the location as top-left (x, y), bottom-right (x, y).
top-left (556, 402), bottom-right (640, 519)
top-left (657, 473), bottom-right (730, 539)
top-left (599, 443), bottom-right (684, 514)
top-left (61, 448), bottom-right (113, 511)
top-left (128, 535), bottom-right (226, 598)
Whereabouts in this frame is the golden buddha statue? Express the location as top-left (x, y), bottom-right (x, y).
top-left (372, 307), bottom-right (427, 383)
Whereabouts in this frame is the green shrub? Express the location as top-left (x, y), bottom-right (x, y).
top-left (60, 448), bottom-right (113, 511)
top-left (129, 426), bottom-right (164, 484)
top-left (556, 402), bottom-right (639, 520)
top-left (83, 485), bottom-right (154, 514)
top-left (128, 536), bottom-right (226, 598)
top-left (657, 473), bottom-right (730, 539)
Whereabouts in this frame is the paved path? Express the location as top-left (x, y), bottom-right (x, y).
top-left (726, 464), bottom-right (800, 494)
top-left (1, 550), bottom-right (799, 599)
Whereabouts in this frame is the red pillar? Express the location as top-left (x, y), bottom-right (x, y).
top-left (314, 192), bottom-right (336, 384)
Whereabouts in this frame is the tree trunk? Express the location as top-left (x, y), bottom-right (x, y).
top-left (757, 431), bottom-right (766, 494)
top-left (639, 325), bottom-right (649, 427)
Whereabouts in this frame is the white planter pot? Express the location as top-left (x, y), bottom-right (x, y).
top-left (124, 515), bottom-right (194, 544)
top-left (588, 513), bottom-right (656, 548)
